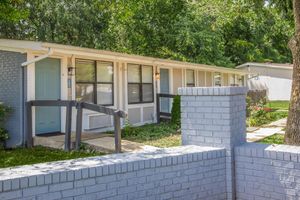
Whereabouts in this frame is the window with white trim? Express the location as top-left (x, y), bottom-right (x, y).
top-left (229, 74), bottom-right (238, 86)
top-left (238, 75), bottom-right (244, 86)
top-left (75, 59), bottom-right (114, 105)
top-left (186, 69), bottom-right (195, 87)
top-left (213, 72), bottom-right (222, 86)
top-left (127, 64), bottom-right (153, 104)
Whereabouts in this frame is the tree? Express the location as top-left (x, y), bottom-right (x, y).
top-left (0, 0), bottom-right (27, 22)
top-left (0, 0), bottom-right (294, 67)
top-left (285, 0), bottom-right (300, 145)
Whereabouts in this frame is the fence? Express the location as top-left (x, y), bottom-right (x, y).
top-left (26, 100), bottom-right (126, 152)
top-left (0, 146), bottom-right (227, 200)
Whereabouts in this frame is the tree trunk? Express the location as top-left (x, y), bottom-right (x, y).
top-left (285, 0), bottom-right (300, 145)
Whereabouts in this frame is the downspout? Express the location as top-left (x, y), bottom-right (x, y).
top-left (21, 65), bottom-right (27, 146)
top-left (20, 48), bottom-right (53, 146)
top-left (21, 48), bottom-right (53, 66)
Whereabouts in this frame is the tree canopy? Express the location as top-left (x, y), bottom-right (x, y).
top-left (0, 0), bottom-right (294, 67)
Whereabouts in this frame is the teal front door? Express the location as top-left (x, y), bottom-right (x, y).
top-left (35, 58), bottom-right (61, 134)
top-left (160, 68), bottom-right (170, 113)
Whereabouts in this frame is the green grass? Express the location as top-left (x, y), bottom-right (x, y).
top-left (0, 146), bottom-right (105, 168)
top-left (143, 134), bottom-right (181, 148)
top-left (122, 122), bottom-right (181, 147)
top-left (267, 101), bottom-right (290, 110)
top-left (258, 134), bottom-right (284, 144)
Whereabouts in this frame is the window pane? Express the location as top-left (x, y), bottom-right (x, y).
top-left (238, 75), bottom-right (244, 86)
top-left (76, 60), bottom-right (95, 82)
top-left (142, 65), bottom-right (153, 83)
top-left (230, 74), bottom-right (235, 86)
top-left (128, 64), bottom-right (140, 83)
top-left (97, 84), bottom-right (113, 105)
top-left (97, 61), bottom-right (113, 82)
top-left (128, 84), bottom-right (140, 103)
top-left (235, 75), bottom-right (239, 85)
top-left (214, 72), bottom-right (222, 86)
top-left (186, 70), bottom-right (195, 85)
top-left (76, 84), bottom-right (94, 103)
top-left (142, 84), bottom-right (153, 102)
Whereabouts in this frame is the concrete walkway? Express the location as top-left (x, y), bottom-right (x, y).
top-left (34, 132), bottom-right (157, 153)
top-left (246, 118), bottom-right (287, 142)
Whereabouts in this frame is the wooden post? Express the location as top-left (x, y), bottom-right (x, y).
top-left (26, 102), bottom-right (33, 148)
top-left (65, 102), bottom-right (72, 151)
top-left (156, 94), bottom-right (160, 124)
top-left (113, 113), bottom-right (122, 153)
top-left (75, 102), bottom-right (83, 150)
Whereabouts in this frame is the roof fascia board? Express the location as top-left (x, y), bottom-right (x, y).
top-left (0, 46), bottom-right (27, 54)
top-left (236, 62), bottom-right (292, 70)
top-left (0, 39), bottom-right (46, 53)
top-left (0, 40), bottom-right (246, 74)
top-left (50, 46), bottom-right (246, 74)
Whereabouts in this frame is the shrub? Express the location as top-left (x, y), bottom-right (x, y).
top-left (0, 128), bottom-right (9, 142)
top-left (246, 96), bottom-right (251, 117)
top-left (0, 103), bottom-right (12, 127)
top-left (246, 96), bottom-right (288, 127)
top-left (0, 103), bottom-right (12, 147)
top-left (247, 90), bottom-right (267, 105)
top-left (171, 95), bottom-right (181, 128)
top-left (247, 109), bottom-right (288, 127)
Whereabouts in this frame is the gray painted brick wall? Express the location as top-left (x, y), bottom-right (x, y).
top-left (235, 143), bottom-right (300, 200)
top-left (2, 82), bottom-right (300, 200)
top-left (0, 146), bottom-right (226, 200)
top-left (0, 50), bottom-right (26, 147)
top-left (179, 87), bottom-right (247, 200)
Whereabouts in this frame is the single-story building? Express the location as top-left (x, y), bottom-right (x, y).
top-left (236, 62), bottom-right (293, 101)
top-left (0, 39), bottom-right (246, 147)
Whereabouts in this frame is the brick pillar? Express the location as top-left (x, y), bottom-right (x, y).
top-left (178, 87), bottom-right (247, 200)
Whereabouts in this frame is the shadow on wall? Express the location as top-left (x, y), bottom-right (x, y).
top-left (248, 78), bottom-right (268, 91)
top-left (235, 143), bottom-right (298, 199)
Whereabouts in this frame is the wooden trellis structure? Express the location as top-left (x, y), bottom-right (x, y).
top-left (26, 100), bottom-right (126, 153)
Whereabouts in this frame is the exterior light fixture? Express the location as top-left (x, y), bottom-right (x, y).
top-left (67, 66), bottom-right (75, 76)
top-left (155, 72), bottom-right (160, 80)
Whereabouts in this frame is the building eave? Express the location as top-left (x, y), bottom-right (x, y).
top-left (236, 62), bottom-right (293, 71)
top-left (0, 39), bottom-right (247, 75)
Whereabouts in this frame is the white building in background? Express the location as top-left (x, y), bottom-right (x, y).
top-left (237, 62), bottom-right (293, 101)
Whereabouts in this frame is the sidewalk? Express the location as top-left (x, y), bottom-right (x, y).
top-left (246, 118), bottom-right (287, 142)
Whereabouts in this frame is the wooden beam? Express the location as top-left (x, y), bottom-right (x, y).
top-left (156, 94), bottom-right (160, 124)
top-left (113, 114), bottom-right (122, 153)
top-left (64, 102), bottom-right (72, 151)
top-left (75, 102), bottom-right (83, 150)
top-left (82, 102), bottom-right (126, 118)
top-left (157, 93), bottom-right (176, 98)
top-left (25, 102), bottom-right (33, 148)
top-left (30, 100), bottom-right (76, 107)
